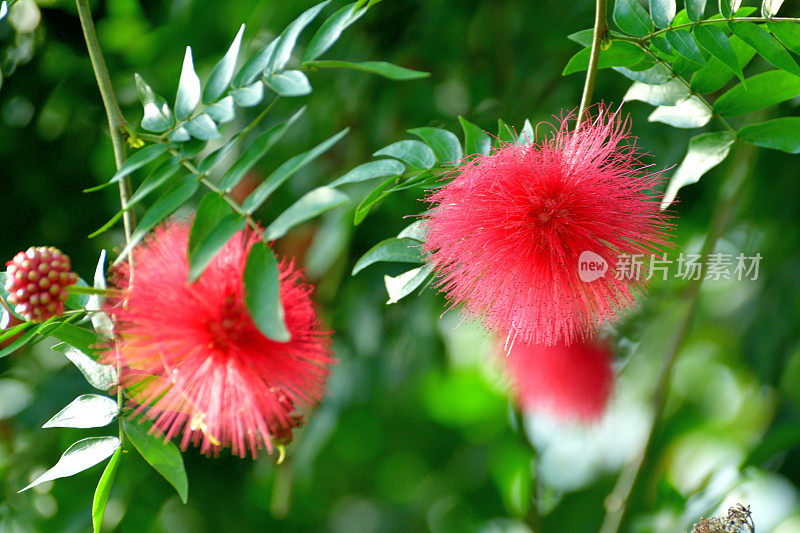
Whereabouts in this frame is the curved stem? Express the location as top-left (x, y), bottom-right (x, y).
top-left (576, 0), bottom-right (608, 128)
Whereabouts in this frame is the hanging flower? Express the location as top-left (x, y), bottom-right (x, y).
top-left (104, 222), bottom-right (333, 458)
top-left (500, 339), bottom-right (614, 422)
top-left (423, 108), bottom-right (671, 346)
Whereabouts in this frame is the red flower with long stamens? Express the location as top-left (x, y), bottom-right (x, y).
top-left (424, 108), bottom-right (671, 346)
top-left (500, 339), bottom-right (614, 422)
top-left (103, 222), bottom-right (333, 458)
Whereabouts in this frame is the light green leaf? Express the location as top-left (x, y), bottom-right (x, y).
top-left (135, 74), bottom-right (173, 133)
top-left (42, 323), bottom-right (97, 355)
top-left (303, 2), bottom-right (368, 62)
top-left (397, 220), bottom-right (427, 242)
top-left (330, 159), bottom-right (405, 187)
top-left (232, 39), bottom-right (278, 88)
top-left (762, 0), bottom-right (785, 17)
top-left (686, 0), bottom-right (707, 21)
top-left (203, 24), bottom-right (245, 104)
top-left (123, 420), bottom-right (188, 503)
top-left (168, 126), bottom-right (191, 143)
top-left (87, 250), bottom-right (114, 338)
top-left (220, 107), bottom-right (305, 192)
top-left (267, 1), bottom-right (331, 74)
top-left (661, 131), bottom-right (735, 209)
top-left (92, 448), bottom-right (121, 533)
top-left (767, 21), bottom-right (800, 55)
top-left (385, 265), bottom-right (432, 304)
top-left (0, 2), bottom-right (7, 21)
top-left (719, 70), bottom-right (800, 118)
top-left (89, 144), bottom-right (169, 192)
top-left (242, 128), bottom-right (349, 213)
top-left (175, 47), bottom-right (201, 121)
top-left (230, 82), bottom-right (265, 107)
top-left (54, 344), bottom-right (117, 390)
top-left (624, 78), bottom-right (690, 105)
top-left (185, 114), bottom-right (221, 140)
top-left (374, 140), bottom-right (436, 169)
top-left (693, 24), bottom-right (744, 81)
top-left (690, 35), bottom-right (755, 93)
top-left (517, 119), bottom-right (534, 145)
top-left (648, 96), bottom-right (711, 128)
top-left (614, 0), bottom-right (653, 36)
top-left (205, 96), bottom-right (236, 124)
top-left (562, 41), bottom-right (647, 75)
top-left (650, 0), bottom-right (676, 28)
top-left (43, 394), bottom-right (118, 429)
top-left (408, 127), bottom-right (462, 163)
top-left (303, 60), bottom-right (429, 80)
top-left (458, 116), bottom-right (491, 156)
top-left (264, 70), bottom-right (312, 97)
top-left (20, 437), bottom-right (120, 492)
top-left (189, 214), bottom-right (245, 282)
top-left (352, 237), bottom-right (422, 275)
top-left (739, 117), bottom-right (800, 153)
top-left (613, 63), bottom-right (672, 84)
top-left (665, 30), bottom-right (706, 65)
top-left (730, 21), bottom-right (800, 77)
top-left (244, 242), bottom-right (290, 342)
top-left (265, 186), bottom-right (349, 240)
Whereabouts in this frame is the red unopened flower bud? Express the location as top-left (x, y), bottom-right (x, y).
top-left (4, 247), bottom-right (78, 322)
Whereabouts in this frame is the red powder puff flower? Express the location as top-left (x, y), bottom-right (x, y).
top-left (103, 222), bottom-right (333, 458)
top-left (423, 108), bottom-right (671, 346)
top-left (500, 339), bottom-right (614, 422)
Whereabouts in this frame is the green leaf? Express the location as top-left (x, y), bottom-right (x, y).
top-left (517, 119), bottom-right (534, 145)
top-left (397, 220), bottom-right (427, 241)
top-left (458, 116), bottom-right (491, 156)
top-left (730, 21), bottom-right (800, 77)
top-left (175, 47), bottom-right (201, 121)
top-left (718, 0), bottom-right (741, 18)
top-left (648, 96), bottom-right (711, 128)
top-left (198, 137), bottom-right (239, 174)
top-left (43, 394), bottom-right (118, 429)
top-left (762, 0), bottom-right (785, 18)
top-left (0, 2), bottom-right (7, 21)
top-left (185, 114), bottom-right (221, 141)
top-left (230, 82), bottom-right (265, 107)
top-left (264, 186), bottom-right (349, 240)
top-left (303, 60), bottom-right (429, 80)
top-left (650, 0), bottom-right (676, 28)
top-left (665, 30), bottom-right (706, 65)
top-left (562, 41), bottom-right (647, 75)
top-left (693, 24), bottom-right (744, 81)
top-left (128, 156), bottom-right (182, 207)
top-left (92, 448), bottom-right (121, 533)
top-left (88, 144), bottom-right (169, 193)
top-left (116, 176), bottom-right (200, 263)
top-left (614, 0), bottom-right (653, 36)
top-left (613, 63), bottom-right (672, 84)
top-left (189, 193), bottom-right (232, 258)
top-left (739, 117), bottom-right (800, 153)
top-left (686, 0), bottom-right (707, 21)
top-left (135, 74), bottom-right (173, 133)
top-left (374, 140), bottom-right (436, 169)
top-left (244, 242), bottom-right (290, 342)
top-left (233, 39), bottom-right (278, 88)
top-left (87, 251), bottom-right (114, 338)
top-left (123, 419), bottom-right (188, 503)
top-left (267, 1), bottom-right (331, 74)
top-left (352, 237), bottom-right (422, 275)
top-left (353, 175), bottom-right (396, 224)
top-left (302, 2), bottom-right (368, 62)
top-left (203, 24), bottom-right (245, 104)
top-left (264, 70), bottom-right (312, 97)
top-left (220, 107), bottom-right (306, 192)
top-left (189, 214), bottom-right (246, 282)
top-left (19, 437), bottom-right (120, 492)
top-left (46, 322), bottom-right (98, 355)
top-left (330, 159), bottom-right (406, 187)
top-left (567, 29), bottom-right (593, 46)
top-left (205, 96), bottom-right (236, 124)
top-left (0, 325), bottom-right (36, 359)
top-left (408, 127), bottom-right (463, 163)
top-left (54, 344), bottom-right (118, 390)
top-left (690, 35), bottom-right (755, 93)
top-left (242, 128), bottom-right (349, 213)
top-left (384, 265), bottom-right (432, 304)
top-left (767, 21), bottom-right (800, 55)
top-left (715, 69), bottom-right (800, 116)
top-left (661, 131), bottom-right (735, 209)
top-left (624, 78), bottom-right (690, 105)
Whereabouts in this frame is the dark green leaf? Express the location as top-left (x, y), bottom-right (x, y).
top-left (690, 35), bottom-right (755, 93)
top-left (54, 344), bottom-right (117, 390)
top-left (123, 419), bottom-right (188, 503)
top-left (230, 82), bottom-right (265, 107)
top-left (20, 437), bottom-right (120, 492)
top-left (185, 114), bottom-right (221, 140)
top-left (198, 137), bottom-right (239, 174)
top-left (92, 448), bottom-right (121, 533)
top-left (353, 175), bottom-right (397, 224)
top-left (767, 21), bottom-right (800, 55)
top-left (135, 74), bottom-right (173, 133)
top-left (330, 159), bottom-right (405, 187)
top-left (302, 60), bottom-right (430, 80)
top-left (232, 39), bottom-right (278, 88)
top-left (88, 144), bottom-right (169, 193)
top-left (686, 0), bottom-right (706, 21)
top-left (730, 21), bottom-right (800, 77)
top-left (562, 41), bottom-right (647, 75)
top-left (188, 214), bottom-right (246, 282)
top-left (189, 193), bottom-right (232, 257)
top-left (264, 70), bottom-right (312, 97)
top-left (661, 131), bottom-right (735, 208)
top-left (242, 128), bottom-right (349, 213)
top-left (244, 242), bottom-right (290, 342)
top-left (128, 157), bottom-right (182, 207)
top-left (408, 127), bottom-right (463, 163)
top-left (43, 394), bottom-right (118, 429)
top-left (458, 116), bottom-right (491, 156)
top-left (175, 47), bottom-right (201, 121)
top-left (739, 117), bottom-right (800, 153)
top-left (203, 24), bottom-right (245, 104)
top-left (567, 29), bottom-right (593, 46)
top-left (267, 1), bottom-right (331, 74)
top-left (264, 186), bottom-right (349, 240)
top-left (718, 0), bottom-right (741, 18)
top-left (374, 140), bottom-right (436, 169)
top-left (614, 0), bottom-right (653, 36)
top-left (715, 69), bottom-right (800, 116)
top-left (302, 2), bottom-right (368, 62)
top-left (693, 24), bottom-right (744, 81)
top-left (665, 30), bottom-right (706, 65)
top-left (352, 237), bottom-right (422, 275)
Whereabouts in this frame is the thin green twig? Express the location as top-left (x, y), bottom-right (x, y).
top-left (626, 15), bottom-right (800, 43)
top-left (576, 0), bottom-right (608, 128)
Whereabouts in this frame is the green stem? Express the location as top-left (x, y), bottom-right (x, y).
top-left (576, 0), bottom-right (608, 128)
top-left (66, 285), bottom-right (119, 297)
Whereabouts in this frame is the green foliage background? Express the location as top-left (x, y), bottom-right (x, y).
top-left (1, 0), bottom-right (800, 531)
